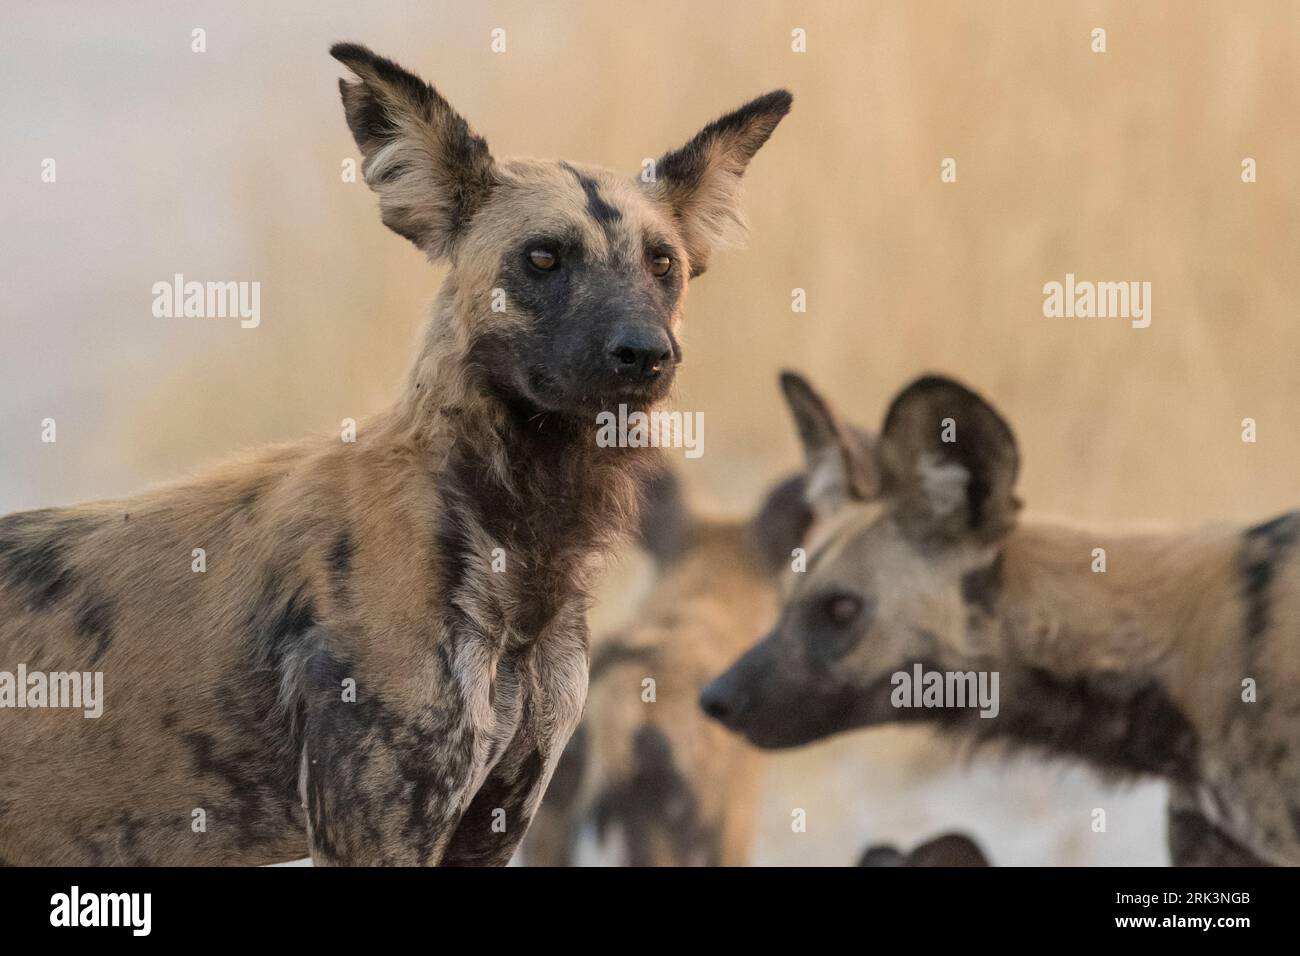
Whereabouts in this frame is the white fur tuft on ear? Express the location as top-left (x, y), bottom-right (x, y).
top-left (916, 453), bottom-right (969, 522)
top-left (879, 375), bottom-right (1021, 544)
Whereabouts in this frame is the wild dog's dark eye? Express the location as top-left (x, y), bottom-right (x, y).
top-left (822, 593), bottom-right (863, 626)
top-left (527, 248), bottom-right (559, 272)
top-left (650, 254), bottom-right (673, 277)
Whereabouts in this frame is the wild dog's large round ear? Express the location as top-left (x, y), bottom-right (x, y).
top-left (331, 43), bottom-right (496, 259)
top-left (748, 473), bottom-right (814, 576)
top-left (877, 375), bottom-right (1020, 546)
top-left (905, 833), bottom-right (991, 867)
top-left (779, 371), bottom-right (878, 523)
top-left (645, 90), bottom-right (793, 278)
top-left (636, 462), bottom-right (692, 566)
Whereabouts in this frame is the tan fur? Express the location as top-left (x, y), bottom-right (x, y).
top-left (989, 520), bottom-right (1300, 863)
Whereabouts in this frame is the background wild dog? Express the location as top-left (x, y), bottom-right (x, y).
top-left (0, 44), bottom-right (790, 866)
top-left (858, 831), bottom-right (990, 867)
top-left (702, 371), bottom-right (1300, 866)
top-left (523, 467), bottom-right (810, 866)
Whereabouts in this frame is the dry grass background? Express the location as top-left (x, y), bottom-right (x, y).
top-left (3, 0), bottom-right (1298, 865)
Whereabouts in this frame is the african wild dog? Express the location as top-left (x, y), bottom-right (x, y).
top-left (702, 371), bottom-right (1300, 866)
top-left (0, 43), bottom-right (791, 866)
top-left (858, 832), bottom-right (991, 867)
top-left (523, 467), bottom-right (809, 865)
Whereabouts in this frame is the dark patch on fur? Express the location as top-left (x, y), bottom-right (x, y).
top-left (77, 837), bottom-right (105, 866)
top-left (860, 834), bottom-right (990, 867)
top-left (331, 43), bottom-right (495, 251)
top-left (302, 646), bottom-right (472, 865)
top-left (181, 729), bottom-right (297, 852)
top-left (1264, 741), bottom-right (1288, 770)
top-left (487, 228), bottom-right (684, 396)
top-left (241, 567), bottom-right (321, 769)
top-left (907, 833), bottom-right (990, 866)
top-left (0, 511), bottom-right (92, 611)
top-left (439, 749), bottom-right (546, 866)
top-left (1168, 805), bottom-right (1270, 866)
top-left (941, 666), bottom-right (1199, 782)
top-left (637, 465), bottom-right (690, 565)
top-left (333, 45), bottom-right (440, 143)
top-left (1240, 511), bottom-right (1299, 642)
top-left (434, 411), bottom-right (633, 642)
top-left (960, 554), bottom-right (1004, 616)
top-left (748, 473), bottom-right (812, 575)
top-left (540, 729), bottom-right (587, 868)
top-left (245, 570), bottom-right (317, 678)
top-left (562, 162), bottom-right (622, 227)
top-left (149, 567), bottom-right (326, 857)
top-left (590, 639), bottom-right (661, 682)
top-left (700, 629), bottom-right (884, 747)
top-left (74, 592), bottom-right (115, 665)
top-left (487, 225), bottom-right (682, 414)
top-left (327, 528), bottom-right (354, 606)
top-left (657, 90), bottom-right (793, 195)
top-left (593, 725), bottom-right (714, 865)
top-left (490, 244), bottom-right (575, 326)
top-left (114, 810), bottom-right (151, 866)
top-left (547, 724), bottom-right (588, 811)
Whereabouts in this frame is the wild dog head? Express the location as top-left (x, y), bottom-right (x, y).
top-left (701, 371), bottom-right (1020, 748)
top-left (332, 43), bottom-right (792, 416)
top-left (858, 832), bottom-right (991, 867)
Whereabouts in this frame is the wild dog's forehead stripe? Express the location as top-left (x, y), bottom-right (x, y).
top-left (469, 159), bottom-right (682, 269)
top-left (562, 162), bottom-right (623, 229)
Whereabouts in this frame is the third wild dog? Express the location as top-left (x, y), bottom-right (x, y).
top-left (524, 468), bottom-right (810, 865)
top-left (703, 371), bottom-right (1300, 866)
top-left (0, 43), bottom-right (791, 865)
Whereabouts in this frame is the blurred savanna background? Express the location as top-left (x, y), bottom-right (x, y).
top-left (3, 0), bottom-right (1299, 865)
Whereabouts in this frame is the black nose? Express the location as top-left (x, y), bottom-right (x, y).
top-left (699, 679), bottom-right (739, 725)
top-left (607, 326), bottom-right (674, 380)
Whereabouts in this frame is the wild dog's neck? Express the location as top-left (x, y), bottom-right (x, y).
top-left (389, 284), bottom-right (510, 451)
top-left (983, 521), bottom-right (1224, 675)
top-left (948, 520), bottom-right (1233, 781)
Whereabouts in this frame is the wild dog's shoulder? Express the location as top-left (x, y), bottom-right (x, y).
top-left (1235, 509), bottom-right (1300, 675)
top-left (0, 505), bottom-right (119, 631)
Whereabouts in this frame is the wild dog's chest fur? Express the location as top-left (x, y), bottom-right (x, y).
top-left (433, 413), bottom-right (644, 646)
